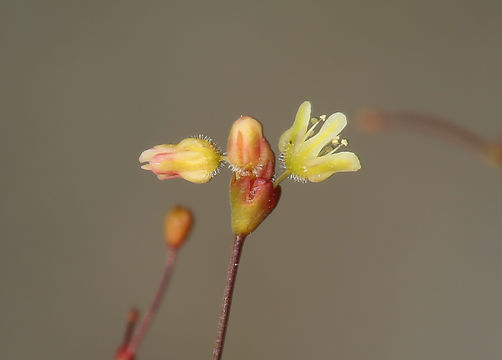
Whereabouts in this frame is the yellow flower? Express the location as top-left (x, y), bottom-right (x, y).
top-left (278, 101), bottom-right (361, 183)
top-left (139, 137), bottom-right (222, 184)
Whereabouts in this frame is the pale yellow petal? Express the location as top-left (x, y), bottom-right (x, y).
top-left (306, 151), bottom-right (361, 182)
top-left (139, 144), bottom-right (175, 163)
top-left (278, 101), bottom-right (311, 153)
top-left (293, 101), bottom-right (312, 145)
top-left (278, 127), bottom-right (293, 154)
top-left (299, 112), bottom-right (347, 159)
top-left (139, 149), bottom-right (155, 163)
top-left (180, 169), bottom-right (213, 184)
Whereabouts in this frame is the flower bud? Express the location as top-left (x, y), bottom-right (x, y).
top-left (139, 137), bottom-right (222, 184)
top-left (164, 205), bottom-right (193, 249)
top-left (227, 116), bottom-right (275, 179)
top-left (229, 174), bottom-right (281, 236)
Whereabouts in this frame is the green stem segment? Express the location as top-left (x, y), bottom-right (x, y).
top-left (212, 234), bottom-right (246, 360)
top-left (273, 171), bottom-right (290, 187)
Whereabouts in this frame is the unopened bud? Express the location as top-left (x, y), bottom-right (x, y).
top-left (139, 137), bottom-right (222, 184)
top-left (230, 174), bottom-right (281, 236)
top-left (227, 116), bottom-right (275, 179)
top-left (164, 206), bottom-right (193, 249)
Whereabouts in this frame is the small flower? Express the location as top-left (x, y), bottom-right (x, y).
top-left (278, 101), bottom-right (361, 183)
top-left (139, 137), bottom-right (222, 184)
top-left (227, 116), bottom-right (275, 179)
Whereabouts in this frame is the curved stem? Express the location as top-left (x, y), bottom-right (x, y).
top-left (359, 109), bottom-right (493, 157)
top-left (126, 249), bottom-right (178, 355)
top-left (389, 111), bottom-right (492, 156)
top-left (212, 234), bottom-right (246, 360)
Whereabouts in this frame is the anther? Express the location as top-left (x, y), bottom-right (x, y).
top-left (329, 138), bottom-right (348, 154)
top-left (331, 136), bottom-right (340, 146)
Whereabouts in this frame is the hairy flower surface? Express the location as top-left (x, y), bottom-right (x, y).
top-left (227, 116), bottom-right (275, 179)
top-left (279, 101), bottom-right (361, 182)
top-left (139, 138), bottom-right (222, 184)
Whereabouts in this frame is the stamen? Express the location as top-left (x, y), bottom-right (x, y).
top-left (319, 114), bottom-right (327, 121)
top-left (331, 136), bottom-right (340, 146)
top-left (329, 138), bottom-right (349, 154)
top-left (305, 119), bottom-right (322, 139)
top-left (319, 145), bottom-right (333, 156)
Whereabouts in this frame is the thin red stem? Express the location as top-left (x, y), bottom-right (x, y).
top-left (126, 249), bottom-right (178, 355)
top-left (358, 109), bottom-right (492, 156)
top-left (212, 234), bottom-right (246, 360)
top-left (387, 111), bottom-right (492, 156)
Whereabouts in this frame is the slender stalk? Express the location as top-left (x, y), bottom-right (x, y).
top-left (358, 109), bottom-right (493, 157)
top-left (387, 111), bottom-right (492, 156)
top-left (212, 234), bottom-right (246, 360)
top-left (126, 249), bottom-right (178, 355)
top-left (274, 171), bottom-right (290, 187)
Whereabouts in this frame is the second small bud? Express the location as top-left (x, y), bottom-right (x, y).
top-left (227, 116), bottom-right (275, 179)
top-left (164, 206), bottom-right (193, 249)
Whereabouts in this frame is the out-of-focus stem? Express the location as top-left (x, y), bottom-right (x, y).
top-left (212, 234), bottom-right (246, 360)
top-left (120, 308), bottom-right (139, 349)
top-left (126, 249), bottom-right (178, 355)
top-left (357, 109), bottom-right (494, 159)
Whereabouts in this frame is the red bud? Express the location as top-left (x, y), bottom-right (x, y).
top-left (229, 174), bottom-right (281, 236)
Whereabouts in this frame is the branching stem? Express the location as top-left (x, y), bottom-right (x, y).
top-left (126, 249), bottom-right (178, 355)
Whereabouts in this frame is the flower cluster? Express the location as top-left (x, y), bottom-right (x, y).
top-left (139, 101), bottom-right (361, 235)
top-left (226, 116), bottom-right (280, 235)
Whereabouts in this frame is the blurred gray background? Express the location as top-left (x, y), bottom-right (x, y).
top-left (2, 1), bottom-right (501, 359)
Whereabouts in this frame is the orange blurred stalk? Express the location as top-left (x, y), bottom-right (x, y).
top-left (357, 109), bottom-right (501, 167)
